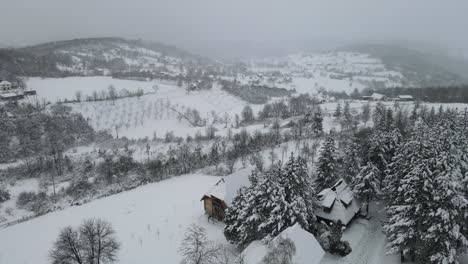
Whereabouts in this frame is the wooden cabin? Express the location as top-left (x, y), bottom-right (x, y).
top-left (315, 179), bottom-right (361, 226)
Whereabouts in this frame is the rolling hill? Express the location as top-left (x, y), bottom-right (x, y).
top-left (0, 37), bottom-right (204, 78)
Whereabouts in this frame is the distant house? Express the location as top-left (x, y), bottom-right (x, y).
top-left (362, 93), bottom-right (386, 101)
top-left (201, 167), bottom-right (253, 221)
top-left (0, 80), bottom-right (12, 91)
top-left (315, 179), bottom-right (361, 226)
top-left (0, 92), bottom-right (24, 101)
top-left (242, 224), bottom-right (325, 264)
top-left (397, 95), bottom-right (413, 101)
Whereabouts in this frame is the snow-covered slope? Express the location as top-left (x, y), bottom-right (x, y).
top-left (240, 51), bottom-right (407, 94)
top-left (0, 174), bottom-right (224, 264)
top-left (19, 37), bottom-right (196, 76)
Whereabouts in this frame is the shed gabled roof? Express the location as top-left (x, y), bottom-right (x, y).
top-left (202, 166), bottom-right (253, 206)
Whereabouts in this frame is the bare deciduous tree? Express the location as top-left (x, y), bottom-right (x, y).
top-left (179, 224), bottom-right (219, 264)
top-left (50, 219), bottom-right (120, 264)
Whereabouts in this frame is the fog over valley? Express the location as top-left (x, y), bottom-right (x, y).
top-left (1, 1), bottom-right (468, 264)
top-left (1, 0), bottom-right (468, 57)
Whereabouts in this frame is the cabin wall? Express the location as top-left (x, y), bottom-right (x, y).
top-left (204, 199), bottom-right (213, 216)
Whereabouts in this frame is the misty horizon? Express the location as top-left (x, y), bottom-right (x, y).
top-left (1, 0), bottom-right (468, 58)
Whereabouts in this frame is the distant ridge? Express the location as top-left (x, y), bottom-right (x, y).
top-left (345, 43), bottom-right (468, 87)
top-left (0, 37), bottom-right (205, 78)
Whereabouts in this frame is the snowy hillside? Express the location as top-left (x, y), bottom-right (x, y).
top-left (239, 52), bottom-right (407, 94)
top-left (19, 37), bottom-right (196, 76)
top-left (0, 174), bottom-right (224, 264)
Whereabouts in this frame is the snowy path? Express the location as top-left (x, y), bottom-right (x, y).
top-left (320, 204), bottom-right (399, 264)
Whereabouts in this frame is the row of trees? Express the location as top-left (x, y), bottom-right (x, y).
top-left (220, 80), bottom-right (292, 104)
top-left (0, 102), bottom-right (97, 173)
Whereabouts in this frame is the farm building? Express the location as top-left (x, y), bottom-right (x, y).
top-left (0, 80), bottom-right (12, 91)
top-left (242, 223), bottom-right (325, 264)
top-left (201, 167), bottom-right (253, 221)
top-left (315, 179), bottom-right (361, 226)
top-left (362, 93), bottom-right (387, 101)
top-left (0, 92), bottom-right (24, 101)
top-left (397, 95), bottom-right (413, 101)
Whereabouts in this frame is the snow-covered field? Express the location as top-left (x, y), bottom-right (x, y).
top-left (26, 76), bottom-right (160, 102)
top-left (0, 174), bottom-right (225, 264)
top-left (25, 77), bottom-right (269, 139)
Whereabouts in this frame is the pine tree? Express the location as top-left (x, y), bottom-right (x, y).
top-left (256, 168), bottom-right (290, 241)
top-left (384, 121), bottom-right (468, 263)
top-left (333, 103), bottom-right (342, 119)
top-left (353, 161), bottom-right (380, 215)
top-left (361, 103), bottom-right (371, 125)
top-left (373, 102), bottom-right (386, 128)
top-left (310, 106), bottom-right (323, 136)
top-left (341, 135), bottom-right (361, 183)
top-left (225, 157), bottom-right (319, 247)
top-left (224, 166), bottom-right (287, 247)
top-left (280, 155), bottom-right (317, 231)
top-left (224, 186), bottom-right (261, 248)
top-left (368, 127), bottom-right (401, 188)
top-left (341, 101), bottom-right (353, 132)
top-left (384, 122), bottom-right (434, 260)
top-left (315, 132), bottom-right (337, 191)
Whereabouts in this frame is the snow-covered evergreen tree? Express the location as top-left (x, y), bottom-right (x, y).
top-left (315, 132), bottom-right (337, 191)
top-left (341, 135), bottom-right (362, 183)
top-left (225, 156), bottom-right (319, 247)
top-left (333, 103), bottom-right (342, 119)
top-left (361, 103), bottom-right (371, 125)
top-left (224, 186), bottom-right (262, 248)
top-left (310, 106), bottom-right (323, 136)
top-left (384, 121), bottom-right (468, 263)
top-left (280, 154), bottom-right (317, 231)
top-left (352, 161), bottom-right (380, 215)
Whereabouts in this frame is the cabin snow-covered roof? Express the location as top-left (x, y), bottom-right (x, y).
top-left (315, 179), bottom-right (360, 225)
top-left (242, 223), bottom-right (325, 264)
top-left (203, 166), bottom-right (253, 206)
top-left (0, 80), bottom-right (11, 85)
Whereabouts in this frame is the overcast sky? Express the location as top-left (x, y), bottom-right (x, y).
top-left (1, 0), bottom-right (467, 57)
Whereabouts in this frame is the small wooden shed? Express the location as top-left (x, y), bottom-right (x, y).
top-left (200, 167), bottom-right (253, 222)
top-left (200, 194), bottom-right (228, 221)
top-left (201, 177), bottom-right (228, 221)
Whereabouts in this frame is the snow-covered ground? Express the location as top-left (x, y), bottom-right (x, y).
top-left (27, 76), bottom-right (270, 139)
top-left (26, 76), bottom-right (160, 102)
top-left (0, 179), bottom-right (40, 223)
top-left (241, 51), bottom-right (407, 94)
top-left (3, 172), bottom-right (463, 264)
top-left (0, 174), bottom-right (226, 264)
